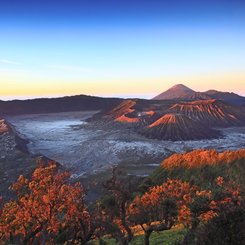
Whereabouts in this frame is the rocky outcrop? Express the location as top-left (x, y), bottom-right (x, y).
top-left (0, 119), bottom-right (10, 134)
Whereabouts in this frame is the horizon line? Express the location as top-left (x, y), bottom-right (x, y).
top-left (1, 91), bottom-right (245, 102)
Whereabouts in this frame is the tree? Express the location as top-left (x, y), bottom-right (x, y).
top-left (96, 168), bottom-right (137, 245)
top-left (182, 176), bottom-right (243, 245)
top-left (129, 179), bottom-right (197, 245)
top-left (195, 204), bottom-right (245, 245)
top-left (0, 162), bottom-right (92, 244)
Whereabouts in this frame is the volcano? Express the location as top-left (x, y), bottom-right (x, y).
top-left (140, 113), bottom-right (220, 141)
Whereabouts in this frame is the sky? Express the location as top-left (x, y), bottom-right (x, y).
top-left (0, 0), bottom-right (245, 100)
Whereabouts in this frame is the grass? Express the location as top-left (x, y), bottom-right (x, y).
top-left (90, 226), bottom-right (186, 245)
top-left (129, 227), bottom-right (186, 245)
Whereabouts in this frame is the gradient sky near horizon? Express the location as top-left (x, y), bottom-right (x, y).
top-left (0, 0), bottom-right (245, 100)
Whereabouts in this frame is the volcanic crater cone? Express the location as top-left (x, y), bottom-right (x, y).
top-left (140, 113), bottom-right (220, 141)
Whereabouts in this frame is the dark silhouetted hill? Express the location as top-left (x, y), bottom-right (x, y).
top-left (0, 95), bottom-right (123, 116)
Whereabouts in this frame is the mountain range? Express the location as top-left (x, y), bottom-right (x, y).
top-left (1, 84), bottom-right (245, 141)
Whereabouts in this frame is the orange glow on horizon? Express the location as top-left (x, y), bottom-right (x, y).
top-left (1, 70), bottom-right (245, 99)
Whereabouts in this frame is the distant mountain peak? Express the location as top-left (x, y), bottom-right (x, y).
top-left (170, 84), bottom-right (193, 92)
top-left (152, 84), bottom-right (209, 100)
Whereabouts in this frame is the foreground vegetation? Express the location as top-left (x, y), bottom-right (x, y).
top-left (0, 148), bottom-right (244, 244)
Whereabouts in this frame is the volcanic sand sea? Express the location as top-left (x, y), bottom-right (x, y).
top-left (6, 111), bottom-right (245, 178)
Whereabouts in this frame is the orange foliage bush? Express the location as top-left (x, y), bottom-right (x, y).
top-left (0, 163), bottom-right (91, 244)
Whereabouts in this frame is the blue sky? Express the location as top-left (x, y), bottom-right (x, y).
top-left (0, 0), bottom-right (245, 99)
